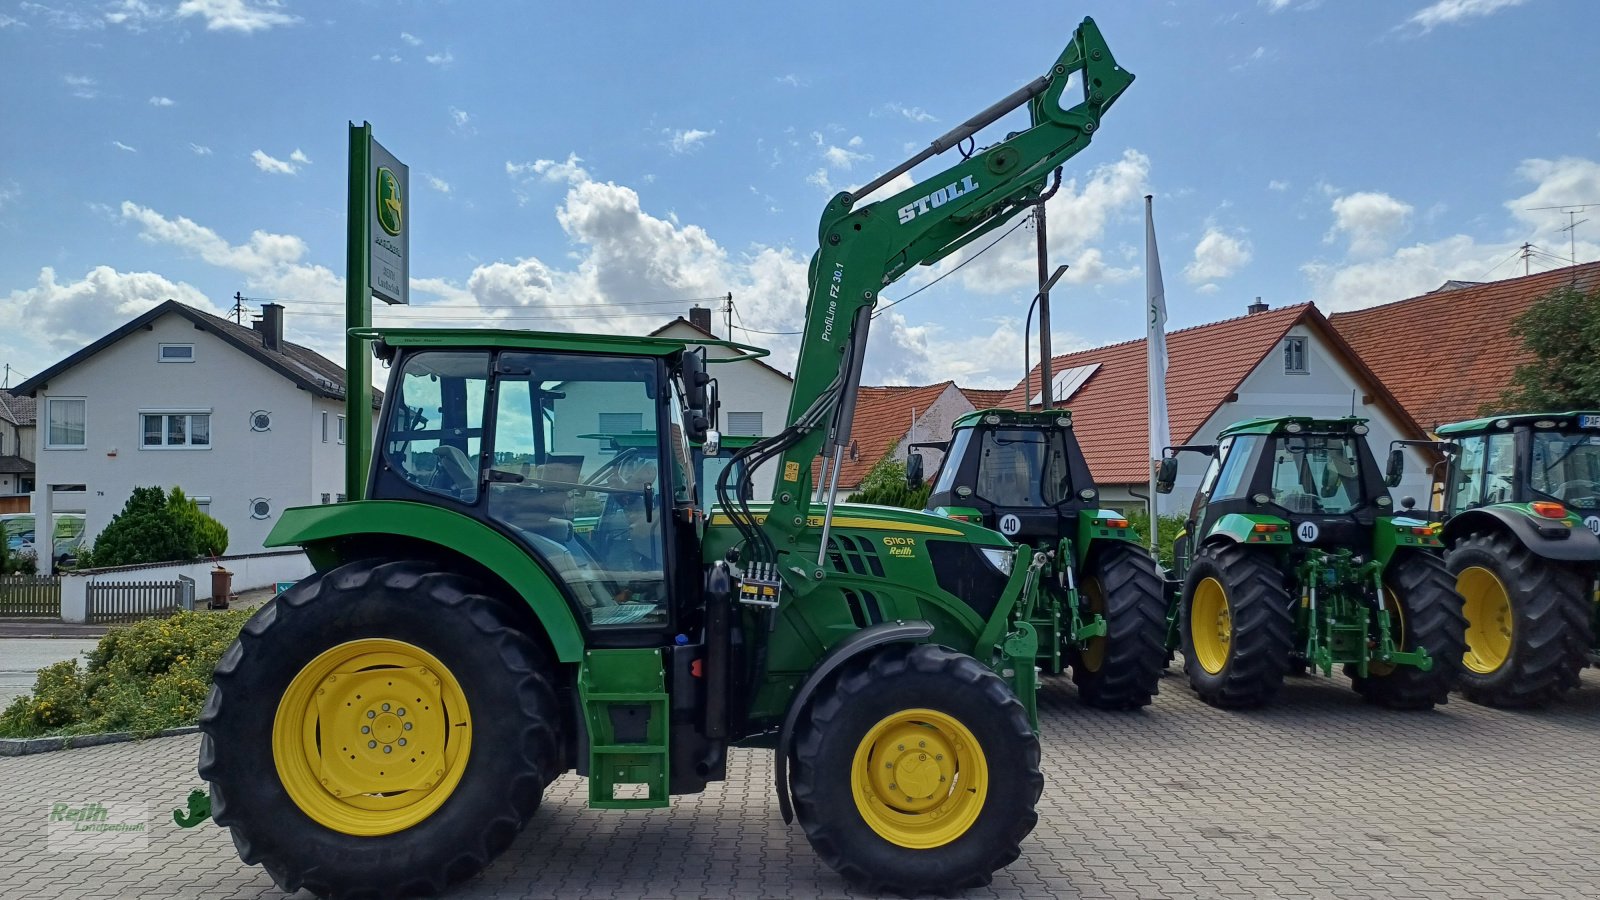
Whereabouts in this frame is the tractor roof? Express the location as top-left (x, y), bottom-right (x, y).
top-left (1216, 415), bottom-right (1370, 438)
top-left (952, 408), bottom-right (1074, 430)
top-left (359, 327), bottom-right (769, 362)
top-left (1436, 411), bottom-right (1600, 436)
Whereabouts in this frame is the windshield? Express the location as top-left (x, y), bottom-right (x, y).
top-left (1268, 435), bottom-right (1366, 515)
top-left (973, 427), bottom-right (1071, 507)
top-left (1530, 430), bottom-right (1600, 510)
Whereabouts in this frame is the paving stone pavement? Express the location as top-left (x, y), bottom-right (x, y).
top-left (2, 668), bottom-right (1598, 900)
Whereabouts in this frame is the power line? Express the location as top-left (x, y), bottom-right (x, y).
top-left (249, 294), bottom-right (728, 311)
top-left (872, 215), bottom-right (1031, 318)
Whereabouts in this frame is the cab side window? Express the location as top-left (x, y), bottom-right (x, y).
top-left (384, 352), bottom-right (489, 504)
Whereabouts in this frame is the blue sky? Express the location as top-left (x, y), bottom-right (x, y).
top-left (3, 0), bottom-right (1598, 390)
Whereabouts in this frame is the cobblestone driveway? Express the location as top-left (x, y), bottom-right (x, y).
top-left (3, 669), bottom-right (1598, 899)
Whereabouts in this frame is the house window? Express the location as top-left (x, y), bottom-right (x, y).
top-left (250, 498), bottom-right (272, 519)
top-left (321, 411), bottom-right (329, 443)
top-left (337, 415), bottom-right (346, 444)
top-left (141, 411), bottom-right (211, 449)
top-left (597, 412), bottom-right (643, 454)
top-left (250, 410), bottom-right (272, 432)
top-left (335, 493), bottom-right (346, 503)
top-left (158, 343), bottom-right (195, 363)
top-left (321, 493), bottom-right (331, 505)
top-left (1284, 337), bottom-right (1308, 374)
top-left (46, 398), bottom-right (87, 449)
top-left (726, 411), bottom-right (764, 436)
top-left (193, 496), bottom-right (212, 515)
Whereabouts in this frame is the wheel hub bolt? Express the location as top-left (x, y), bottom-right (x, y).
top-left (367, 711), bottom-right (376, 719)
top-left (382, 703), bottom-right (391, 712)
top-left (397, 708), bottom-right (406, 716)
top-left (361, 726), bottom-right (370, 734)
top-left (404, 722), bottom-right (413, 731)
top-left (383, 745), bottom-right (392, 754)
top-left (398, 738), bottom-right (407, 747)
top-left (368, 740), bottom-right (377, 749)
top-left (889, 783), bottom-right (897, 790)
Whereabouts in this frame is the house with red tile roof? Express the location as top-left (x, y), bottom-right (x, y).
top-left (994, 301), bottom-right (1435, 514)
top-left (1329, 262), bottom-right (1600, 429)
top-left (812, 381), bottom-right (993, 500)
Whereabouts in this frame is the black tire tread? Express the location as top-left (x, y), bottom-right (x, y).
top-left (1349, 552), bottom-right (1467, 711)
top-left (1181, 544), bottom-right (1295, 709)
top-left (198, 559), bottom-right (561, 900)
top-left (1448, 530), bottom-right (1594, 708)
top-left (1070, 542), bottom-right (1168, 710)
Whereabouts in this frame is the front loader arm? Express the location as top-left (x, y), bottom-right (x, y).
top-left (726, 17), bottom-right (1133, 584)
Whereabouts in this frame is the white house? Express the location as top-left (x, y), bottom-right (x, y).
top-left (650, 309), bottom-right (794, 498)
top-left (0, 390), bottom-right (36, 510)
top-left (997, 301), bottom-right (1438, 515)
top-left (15, 301), bottom-right (378, 554)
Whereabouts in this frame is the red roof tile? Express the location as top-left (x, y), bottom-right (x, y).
top-left (814, 382), bottom-right (957, 489)
top-left (958, 387), bottom-right (1011, 410)
top-left (1329, 262), bottom-right (1600, 428)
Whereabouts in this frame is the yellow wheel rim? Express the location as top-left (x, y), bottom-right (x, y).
top-left (1458, 566), bottom-right (1513, 675)
top-left (1190, 577), bottom-right (1232, 675)
top-left (1079, 577), bottom-right (1107, 672)
top-left (272, 639), bottom-right (472, 837)
top-left (849, 708), bottom-right (987, 849)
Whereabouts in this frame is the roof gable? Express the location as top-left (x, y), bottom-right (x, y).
top-left (1329, 262), bottom-right (1600, 428)
top-left (814, 381), bottom-right (960, 488)
top-left (0, 391), bottom-right (35, 427)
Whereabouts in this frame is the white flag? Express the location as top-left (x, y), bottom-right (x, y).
top-left (1145, 195), bottom-right (1170, 531)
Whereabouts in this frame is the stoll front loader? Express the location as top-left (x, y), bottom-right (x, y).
top-left (1158, 416), bottom-right (1466, 710)
top-left (186, 19), bottom-right (1134, 898)
top-left (917, 407), bottom-right (1167, 709)
top-left (1432, 412), bottom-right (1600, 707)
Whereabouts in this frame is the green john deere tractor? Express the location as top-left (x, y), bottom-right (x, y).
top-left (917, 407), bottom-right (1167, 709)
top-left (1433, 411), bottom-right (1600, 707)
top-left (188, 18), bottom-right (1134, 898)
top-left (1158, 415), bottom-right (1466, 710)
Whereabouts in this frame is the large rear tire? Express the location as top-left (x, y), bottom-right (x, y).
top-left (790, 643), bottom-right (1041, 895)
top-left (1349, 552), bottom-right (1466, 710)
top-left (1069, 542), bottom-right (1167, 710)
top-left (1447, 530), bottom-right (1593, 708)
top-left (1180, 544), bottom-right (1294, 709)
top-left (198, 559), bottom-right (563, 899)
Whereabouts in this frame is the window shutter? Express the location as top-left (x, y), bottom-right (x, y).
top-left (726, 411), bottom-right (764, 436)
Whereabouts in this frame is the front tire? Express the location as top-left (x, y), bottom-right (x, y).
top-left (1349, 552), bottom-right (1466, 710)
top-left (1180, 544), bottom-right (1294, 708)
top-left (198, 559), bottom-right (563, 899)
top-left (1069, 542), bottom-right (1167, 710)
top-left (1448, 531), bottom-right (1593, 708)
top-left (790, 643), bottom-right (1042, 895)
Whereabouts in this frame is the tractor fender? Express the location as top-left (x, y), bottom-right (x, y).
top-left (1442, 507), bottom-right (1600, 563)
top-left (264, 500), bottom-right (587, 662)
top-left (774, 620), bottom-right (935, 825)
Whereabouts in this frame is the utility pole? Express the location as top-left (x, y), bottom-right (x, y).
top-left (724, 292), bottom-right (733, 340)
top-left (1521, 242), bottom-right (1532, 276)
top-left (1034, 204), bottom-right (1053, 410)
top-left (231, 291), bottom-right (248, 324)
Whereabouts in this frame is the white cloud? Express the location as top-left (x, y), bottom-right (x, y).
top-left (774, 73), bottom-right (806, 87)
top-left (112, 140), bottom-right (137, 153)
top-left (188, 143), bottom-right (212, 155)
top-left (1184, 227), bottom-right (1253, 284)
top-left (822, 139), bottom-right (870, 170)
top-left (0, 265), bottom-right (219, 373)
top-left (425, 50), bottom-right (453, 66)
top-left (449, 107), bottom-right (472, 133)
top-left (0, 180), bottom-right (21, 211)
top-left (1268, 179), bottom-right (1290, 191)
top-left (63, 74), bottom-right (97, 99)
top-left (1405, 0), bottom-right (1529, 32)
top-left (0, 14), bottom-right (20, 28)
top-left (1303, 156), bottom-right (1600, 311)
top-left (400, 31), bottom-right (421, 46)
top-left (1261, 0), bottom-right (1292, 10)
top-left (251, 149), bottom-right (298, 175)
top-left (148, 95), bottom-right (175, 107)
top-left (426, 175), bottom-right (451, 194)
top-left (104, 1), bottom-right (164, 29)
top-left (289, 148), bottom-right (310, 165)
top-left (1327, 190), bottom-right (1413, 256)
top-left (665, 128), bottom-right (715, 154)
top-left (175, 0), bottom-right (299, 33)
top-left (879, 103), bottom-right (937, 124)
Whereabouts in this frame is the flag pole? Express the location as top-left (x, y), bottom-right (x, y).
top-left (1144, 195), bottom-right (1169, 557)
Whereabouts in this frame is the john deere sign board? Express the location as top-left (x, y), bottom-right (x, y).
top-left (368, 138), bottom-right (408, 305)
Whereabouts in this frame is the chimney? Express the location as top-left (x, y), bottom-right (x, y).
top-left (1247, 296), bottom-right (1269, 315)
top-left (261, 303), bottom-right (284, 352)
top-left (688, 306), bottom-right (712, 334)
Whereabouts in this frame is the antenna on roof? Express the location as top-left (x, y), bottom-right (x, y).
top-left (1526, 203), bottom-right (1600, 280)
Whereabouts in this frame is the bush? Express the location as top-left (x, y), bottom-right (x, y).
top-left (1124, 510), bottom-right (1187, 571)
top-left (89, 486), bottom-right (229, 567)
top-left (846, 456), bottom-right (932, 510)
top-left (0, 609), bottom-right (252, 739)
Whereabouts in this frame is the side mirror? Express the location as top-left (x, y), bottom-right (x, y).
top-left (906, 452), bottom-right (925, 490)
top-left (701, 429), bottom-right (721, 457)
top-left (1385, 448), bottom-right (1405, 487)
top-left (681, 348), bottom-right (711, 413)
top-left (1401, 496), bottom-right (1417, 511)
top-left (1155, 457), bottom-right (1178, 494)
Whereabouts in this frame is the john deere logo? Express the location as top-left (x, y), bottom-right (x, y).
top-left (376, 167), bottom-right (403, 236)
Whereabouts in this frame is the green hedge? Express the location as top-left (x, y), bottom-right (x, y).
top-left (0, 609), bottom-right (251, 739)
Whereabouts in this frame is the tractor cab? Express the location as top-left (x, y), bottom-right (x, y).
top-left (1436, 412), bottom-right (1600, 532)
top-left (923, 408), bottom-right (1101, 544)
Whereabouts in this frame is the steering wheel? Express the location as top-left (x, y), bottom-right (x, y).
top-left (616, 454), bottom-right (651, 485)
top-left (1552, 479), bottom-right (1600, 503)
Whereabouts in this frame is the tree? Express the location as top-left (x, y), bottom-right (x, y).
top-left (90, 486), bottom-right (229, 567)
top-left (1491, 282), bottom-right (1600, 413)
top-left (846, 456), bottom-right (932, 510)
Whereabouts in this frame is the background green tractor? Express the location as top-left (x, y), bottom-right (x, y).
top-left (1158, 416), bottom-right (1465, 710)
top-left (1433, 411), bottom-right (1600, 707)
top-left (192, 18), bottom-right (1134, 898)
top-left (917, 408), bottom-right (1166, 710)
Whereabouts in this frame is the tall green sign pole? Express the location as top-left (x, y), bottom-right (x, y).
top-left (345, 122), bottom-right (408, 500)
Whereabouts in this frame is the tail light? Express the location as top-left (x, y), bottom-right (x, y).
top-left (1531, 501), bottom-right (1567, 519)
